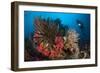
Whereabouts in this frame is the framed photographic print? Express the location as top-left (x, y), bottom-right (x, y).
top-left (11, 1), bottom-right (97, 71)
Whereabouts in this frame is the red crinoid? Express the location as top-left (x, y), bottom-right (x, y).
top-left (55, 36), bottom-right (64, 51)
top-left (36, 43), bottom-right (50, 57)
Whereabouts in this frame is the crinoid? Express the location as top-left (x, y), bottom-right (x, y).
top-left (64, 29), bottom-right (80, 59)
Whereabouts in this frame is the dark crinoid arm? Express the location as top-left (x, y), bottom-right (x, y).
top-left (34, 17), bottom-right (59, 47)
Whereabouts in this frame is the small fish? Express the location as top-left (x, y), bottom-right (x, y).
top-left (76, 19), bottom-right (84, 29)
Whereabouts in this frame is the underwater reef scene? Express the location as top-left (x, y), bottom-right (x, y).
top-left (24, 11), bottom-right (90, 61)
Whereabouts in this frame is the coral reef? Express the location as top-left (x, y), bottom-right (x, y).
top-left (25, 17), bottom-right (89, 61)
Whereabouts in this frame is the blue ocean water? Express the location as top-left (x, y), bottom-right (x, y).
top-left (24, 11), bottom-right (90, 47)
